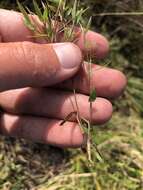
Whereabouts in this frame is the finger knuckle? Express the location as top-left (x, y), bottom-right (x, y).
top-left (14, 42), bottom-right (59, 85)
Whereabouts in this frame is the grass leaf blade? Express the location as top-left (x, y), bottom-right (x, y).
top-left (17, 0), bottom-right (35, 31)
top-left (33, 0), bottom-right (43, 21)
top-left (85, 16), bottom-right (92, 33)
top-left (89, 89), bottom-right (97, 102)
top-left (72, 0), bottom-right (77, 20)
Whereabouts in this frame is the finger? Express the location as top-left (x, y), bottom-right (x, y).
top-left (76, 30), bottom-right (109, 59)
top-left (0, 9), bottom-right (109, 59)
top-left (0, 113), bottom-right (83, 148)
top-left (56, 63), bottom-right (127, 99)
top-left (0, 88), bottom-right (112, 124)
top-left (0, 41), bottom-right (82, 91)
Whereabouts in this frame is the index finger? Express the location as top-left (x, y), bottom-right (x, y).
top-left (0, 9), bottom-right (109, 59)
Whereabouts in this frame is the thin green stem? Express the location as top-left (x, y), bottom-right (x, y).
top-left (93, 12), bottom-right (143, 17)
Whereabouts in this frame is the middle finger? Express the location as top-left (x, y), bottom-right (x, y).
top-left (55, 63), bottom-right (127, 99)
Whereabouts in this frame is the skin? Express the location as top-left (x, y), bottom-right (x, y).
top-left (0, 9), bottom-right (127, 148)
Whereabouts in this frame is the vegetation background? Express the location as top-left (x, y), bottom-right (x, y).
top-left (0, 0), bottom-right (143, 189)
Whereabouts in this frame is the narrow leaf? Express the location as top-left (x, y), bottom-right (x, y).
top-left (85, 16), bottom-right (92, 33)
top-left (76, 8), bottom-right (88, 24)
top-left (17, 1), bottom-right (30, 23)
top-left (33, 0), bottom-right (43, 21)
top-left (89, 89), bottom-right (97, 102)
top-left (43, 6), bottom-right (48, 23)
top-left (66, 7), bottom-right (72, 16)
top-left (72, 0), bottom-right (77, 20)
top-left (17, 1), bottom-right (35, 31)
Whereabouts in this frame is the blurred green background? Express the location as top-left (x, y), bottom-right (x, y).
top-left (0, 0), bottom-right (143, 189)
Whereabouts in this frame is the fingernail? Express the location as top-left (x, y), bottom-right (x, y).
top-left (53, 43), bottom-right (82, 69)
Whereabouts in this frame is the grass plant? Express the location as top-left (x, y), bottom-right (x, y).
top-left (0, 0), bottom-right (143, 189)
top-left (17, 0), bottom-right (103, 164)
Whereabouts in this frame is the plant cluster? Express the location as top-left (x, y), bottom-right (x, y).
top-left (17, 0), bottom-right (87, 43)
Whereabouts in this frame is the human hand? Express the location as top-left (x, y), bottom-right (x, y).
top-left (0, 9), bottom-right (127, 148)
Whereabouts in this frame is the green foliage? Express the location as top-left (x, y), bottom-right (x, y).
top-left (17, 0), bottom-right (87, 42)
top-left (89, 89), bottom-right (96, 102)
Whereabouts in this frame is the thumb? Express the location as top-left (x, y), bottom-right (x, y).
top-left (0, 42), bottom-right (82, 91)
